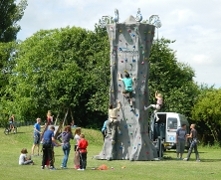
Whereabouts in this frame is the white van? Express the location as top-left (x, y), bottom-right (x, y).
top-left (150, 112), bottom-right (189, 151)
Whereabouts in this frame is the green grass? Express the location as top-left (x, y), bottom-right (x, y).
top-left (0, 126), bottom-right (221, 180)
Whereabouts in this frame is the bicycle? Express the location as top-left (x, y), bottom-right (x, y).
top-left (4, 123), bottom-right (17, 135)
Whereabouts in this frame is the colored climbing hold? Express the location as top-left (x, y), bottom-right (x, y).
top-left (134, 147), bottom-right (136, 149)
top-left (121, 60), bottom-right (124, 63)
top-left (118, 84), bottom-right (121, 87)
top-left (119, 29), bottom-right (122, 33)
top-left (140, 46), bottom-right (143, 48)
top-left (141, 61), bottom-right (144, 65)
top-left (132, 59), bottom-right (136, 62)
top-left (133, 45), bottom-right (136, 49)
top-left (148, 31), bottom-right (151, 34)
top-left (125, 58), bottom-right (128, 62)
top-left (125, 42), bottom-right (128, 46)
top-left (119, 47), bottom-right (122, 51)
top-left (128, 29), bottom-right (131, 33)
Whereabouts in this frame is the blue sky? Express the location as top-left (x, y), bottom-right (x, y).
top-left (17, 0), bottom-right (221, 88)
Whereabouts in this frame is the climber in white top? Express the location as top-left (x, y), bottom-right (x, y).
top-left (109, 101), bottom-right (121, 121)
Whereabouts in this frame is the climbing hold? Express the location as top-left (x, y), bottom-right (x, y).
top-left (118, 84), bottom-right (121, 87)
top-left (128, 141), bottom-right (130, 144)
top-left (119, 29), bottom-right (122, 33)
top-left (128, 29), bottom-right (131, 33)
top-left (141, 61), bottom-right (144, 65)
top-left (146, 151), bottom-right (149, 154)
top-left (134, 147), bottom-right (136, 149)
top-left (121, 60), bottom-right (124, 63)
top-left (140, 46), bottom-right (143, 48)
top-left (148, 31), bottom-right (151, 34)
top-left (119, 47), bottom-right (122, 51)
top-left (125, 42), bottom-right (128, 46)
top-left (132, 59), bottom-right (136, 63)
top-left (133, 45), bottom-right (136, 49)
top-left (125, 58), bottom-right (128, 62)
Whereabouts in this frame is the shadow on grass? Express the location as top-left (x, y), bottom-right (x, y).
top-left (202, 159), bottom-right (221, 162)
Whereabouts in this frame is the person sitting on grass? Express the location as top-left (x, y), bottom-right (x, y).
top-left (77, 134), bottom-right (88, 170)
top-left (118, 72), bottom-right (134, 107)
top-left (19, 148), bottom-right (34, 165)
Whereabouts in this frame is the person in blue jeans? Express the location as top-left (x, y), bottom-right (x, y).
top-left (118, 72), bottom-right (133, 107)
top-left (183, 124), bottom-right (200, 162)
top-left (57, 125), bottom-right (74, 169)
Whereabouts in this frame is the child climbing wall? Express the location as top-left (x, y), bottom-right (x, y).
top-left (97, 15), bottom-right (157, 161)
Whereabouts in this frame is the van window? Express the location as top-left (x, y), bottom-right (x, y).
top-left (167, 118), bottom-right (177, 131)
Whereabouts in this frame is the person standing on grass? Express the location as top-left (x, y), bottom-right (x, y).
top-left (74, 127), bottom-right (81, 169)
top-left (176, 124), bottom-right (187, 160)
top-left (9, 114), bottom-right (15, 132)
top-left (57, 125), bottom-right (74, 169)
top-left (77, 133), bottom-right (88, 170)
top-left (183, 124), bottom-right (200, 162)
top-left (41, 126), bottom-right (61, 170)
top-left (31, 118), bottom-right (42, 156)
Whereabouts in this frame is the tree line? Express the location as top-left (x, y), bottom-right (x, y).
top-left (0, 0), bottom-right (221, 145)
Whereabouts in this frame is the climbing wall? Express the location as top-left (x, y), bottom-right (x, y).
top-left (97, 16), bottom-right (157, 160)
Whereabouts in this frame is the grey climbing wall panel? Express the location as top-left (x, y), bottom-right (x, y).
top-left (97, 16), bottom-right (157, 161)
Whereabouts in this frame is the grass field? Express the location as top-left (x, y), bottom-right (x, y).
top-left (0, 126), bottom-right (221, 180)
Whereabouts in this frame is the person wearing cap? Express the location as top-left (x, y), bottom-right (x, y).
top-left (19, 148), bottom-right (34, 165)
top-left (41, 126), bottom-right (61, 170)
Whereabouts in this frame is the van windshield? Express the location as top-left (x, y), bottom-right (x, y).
top-left (167, 118), bottom-right (177, 131)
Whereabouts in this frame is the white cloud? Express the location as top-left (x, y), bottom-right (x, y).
top-left (17, 0), bottom-right (221, 88)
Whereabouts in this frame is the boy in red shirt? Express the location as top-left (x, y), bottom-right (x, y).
top-left (77, 134), bottom-right (88, 170)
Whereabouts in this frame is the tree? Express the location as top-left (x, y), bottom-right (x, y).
top-left (0, 0), bottom-right (27, 124)
top-left (0, 0), bottom-right (27, 42)
top-left (192, 88), bottom-right (221, 144)
top-left (6, 26), bottom-right (109, 126)
top-left (148, 38), bottom-right (199, 118)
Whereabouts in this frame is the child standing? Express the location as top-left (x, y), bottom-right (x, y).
top-left (144, 91), bottom-right (163, 121)
top-left (19, 148), bottom-right (34, 165)
top-left (74, 127), bottom-right (81, 169)
top-left (77, 134), bottom-right (88, 170)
